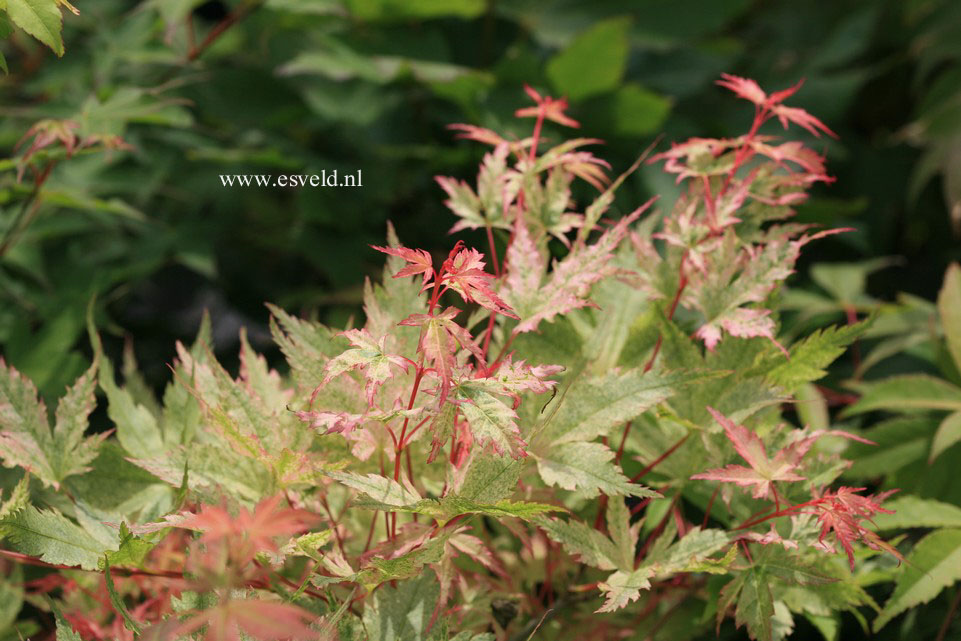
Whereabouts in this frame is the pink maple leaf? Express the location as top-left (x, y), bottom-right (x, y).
top-left (812, 486), bottom-right (902, 571)
top-left (515, 84), bottom-right (580, 128)
top-left (446, 123), bottom-right (510, 147)
top-left (371, 244), bottom-right (434, 288)
top-left (170, 600), bottom-right (317, 641)
top-left (691, 407), bottom-right (808, 500)
top-left (716, 74), bottom-right (837, 138)
top-left (400, 307), bottom-right (484, 406)
top-left (174, 495), bottom-right (319, 565)
top-left (441, 244), bottom-right (518, 319)
top-left (692, 408), bottom-right (874, 502)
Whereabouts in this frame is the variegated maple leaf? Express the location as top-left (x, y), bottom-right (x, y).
top-left (441, 244), bottom-right (518, 318)
top-left (503, 204), bottom-right (649, 334)
top-left (316, 328), bottom-right (410, 407)
top-left (691, 407), bottom-right (871, 500)
top-left (438, 143), bottom-right (520, 235)
top-left (400, 307), bottom-right (484, 406)
top-left (0, 358), bottom-right (107, 489)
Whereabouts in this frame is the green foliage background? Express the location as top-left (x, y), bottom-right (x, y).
top-left (1, 2), bottom-right (960, 639)
top-left (0, 0), bottom-right (958, 398)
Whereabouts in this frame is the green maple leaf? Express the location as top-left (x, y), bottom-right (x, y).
top-left (0, 358), bottom-right (106, 489)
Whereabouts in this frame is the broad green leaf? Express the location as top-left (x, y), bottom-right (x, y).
top-left (65, 443), bottom-right (174, 524)
top-left (361, 569), bottom-right (440, 641)
top-left (546, 17), bottom-right (631, 101)
top-left (607, 84), bottom-right (671, 137)
top-left (6, 0), bottom-right (63, 56)
top-left (844, 374), bottom-right (961, 415)
top-left (842, 416), bottom-right (934, 480)
top-left (938, 263), bottom-right (961, 370)
top-left (874, 528), bottom-right (961, 631)
top-left (535, 441), bottom-right (658, 498)
top-left (870, 497), bottom-right (961, 531)
top-left (0, 506), bottom-right (108, 570)
top-left (931, 410), bottom-right (961, 462)
top-left (329, 471), bottom-right (421, 507)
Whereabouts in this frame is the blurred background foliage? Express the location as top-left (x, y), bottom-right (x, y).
top-left (0, 0), bottom-right (958, 400)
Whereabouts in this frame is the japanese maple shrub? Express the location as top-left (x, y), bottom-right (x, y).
top-left (0, 77), bottom-right (901, 641)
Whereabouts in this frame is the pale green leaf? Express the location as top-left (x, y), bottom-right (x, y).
top-left (105, 560), bottom-right (142, 634)
top-left (0, 506), bottom-right (108, 570)
top-left (95, 334), bottom-right (164, 459)
top-left (101, 522), bottom-right (156, 569)
top-left (0, 359), bottom-right (104, 488)
top-left (766, 321), bottom-right (870, 392)
top-left (6, 0), bottom-right (64, 56)
top-left (870, 497), bottom-right (961, 531)
top-left (607, 497), bottom-right (635, 572)
top-left (455, 384), bottom-right (525, 458)
top-left (329, 471), bottom-right (421, 507)
top-left (541, 368), bottom-right (697, 444)
top-left (844, 374), bottom-right (961, 415)
top-left (650, 528), bottom-right (731, 577)
top-left (455, 453), bottom-right (522, 504)
top-left (535, 441), bottom-right (658, 498)
top-left (51, 601), bottom-right (82, 641)
top-left (737, 568), bottom-right (775, 641)
top-left (361, 570), bottom-right (439, 641)
top-left (267, 303), bottom-right (342, 386)
top-left (938, 263), bottom-right (961, 370)
top-left (0, 473), bottom-right (30, 520)
top-left (931, 410), bottom-right (961, 462)
top-left (597, 567), bottom-right (655, 612)
top-left (352, 490), bottom-right (562, 524)
top-left (0, 564), bottom-right (22, 630)
top-left (537, 515), bottom-right (620, 571)
top-left (874, 528), bottom-right (961, 631)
